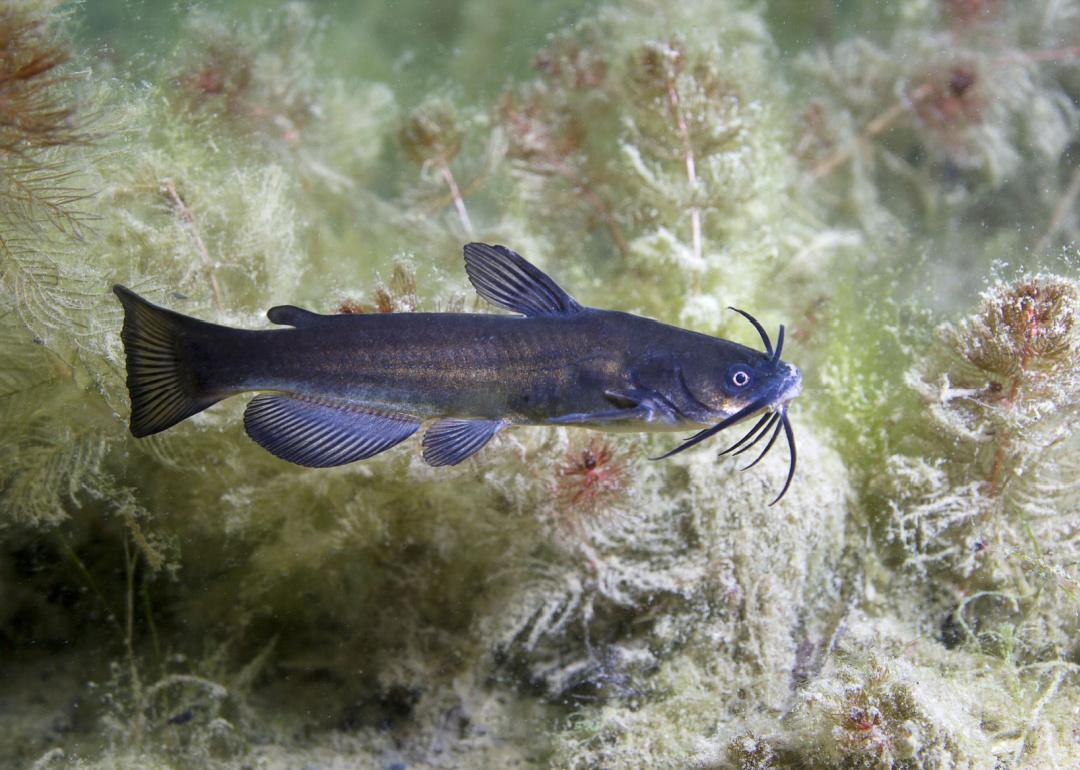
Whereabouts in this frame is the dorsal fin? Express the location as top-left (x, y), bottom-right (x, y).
top-left (463, 243), bottom-right (582, 317)
top-left (267, 305), bottom-right (324, 327)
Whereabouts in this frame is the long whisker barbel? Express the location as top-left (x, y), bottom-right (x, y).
top-left (656, 403), bottom-right (797, 505)
top-left (742, 413), bottom-right (783, 470)
top-left (728, 306), bottom-right (773, 356)
top-left (770, 409), bottom-right (797, 506)
top-left (772, 324), bottom-right (785, 362)
top-left (651, 394), bottom-right (774, 461)
top-left (718, 411), bottom-right (773, 456)
top-left (726, 309), bottom-right (797, 503)
top-left (732, 412), bottom-right (780, 458)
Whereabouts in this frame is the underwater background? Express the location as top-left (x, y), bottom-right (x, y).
top-left (1, 0), bottom-right (1078, 767)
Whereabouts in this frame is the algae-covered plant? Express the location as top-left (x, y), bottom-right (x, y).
top-left (1, 0), bottom-right (1078, 768)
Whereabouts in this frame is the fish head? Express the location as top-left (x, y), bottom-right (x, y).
top-left (656, 307), bottom-right (801, 505)
top-left (681, 344), bottom-right (802, 420)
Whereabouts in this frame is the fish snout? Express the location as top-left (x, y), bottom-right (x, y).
top-left (780, 363), bottom-right (803, 403)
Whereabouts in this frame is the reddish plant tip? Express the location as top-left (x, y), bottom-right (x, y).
top-left (941, 0), bottom-right (1003, 26)
top-left (193, 66), bottom-right (226, 96)
top-left (337, 298), bottom-right (369, 314)
top-left (0, 8), bottom-right (84, 153)
top-left (173, 43), bottom-right (311, 148)
top-left (498, 90), bottom-right (585, 165)
top-left (337, 265), bottom-right (419, 315)
top-left (634, 39), bottom-right (687, 94)
top-left (556, 437), bottom-right (630, 513)
top-left (175, 42), bottom-right (253, 109)
top-left (336, 291), bottom-right (395, 314)
top-left (989, 279), bottom-right (1077, 369)
top-left (846, 706), bottom-right (883, 731)
top-left (914, 63), bottom-right (983, 131)
top-left (533, 39), bottom-right (607, 91)
top-left (834, 702), bottom-right (895, 761)
top-left (947, 276), bottom-right (1078, 404)
top-left (794, 102), bottom-right (836, 166)
top-left (398, 100), bottom-right (462, 166)
top-left (948, 66), bottom-right (976, 99)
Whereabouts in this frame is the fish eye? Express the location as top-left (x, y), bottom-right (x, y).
top-left (727, 365), bottom-right (752, 389)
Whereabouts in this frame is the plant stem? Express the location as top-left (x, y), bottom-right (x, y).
top-left (666, 77), bottom-right (702, 271)
top-left (436, 158), bottom-right (474, 236)
top-left (808, 83), bottom-right (934, 182)
top-left (56, 532), bottom-right (124, 639)
top-left (551, 160), bottom-right (630, 258)
top-left (161, 178), bottom-right (224, 312)
top-left (142, 579), bottom-right (161, 673)
top-left (123, 534), bottom-right (145, 743)
top-left (985, 302), bottom-right (1037, 501)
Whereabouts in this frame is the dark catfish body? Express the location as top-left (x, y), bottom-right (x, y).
top-left (114, 244), bottom-right (802, 501)
top-left (182, 311), bottom-right (771, 425)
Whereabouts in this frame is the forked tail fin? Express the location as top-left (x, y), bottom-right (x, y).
top-left (113, 285), bottom-right (227, 437)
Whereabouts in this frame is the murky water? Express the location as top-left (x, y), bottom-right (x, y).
top-left (2, 1), bottom-right (1077, 767)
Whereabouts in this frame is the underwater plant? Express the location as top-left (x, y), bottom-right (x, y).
top-left (398, 97), bottom-right (491, 236)
top-left (168, 4), bottom-right (395, 194)
top-left (496, 2), bottom-right (793, 326)
top-left (554, 436), bottom-right (631, 518)
top-left (791, 0), bottom-right (1079, 307)
top-left (729, 610), bottom-right (1080, 770)
top-left (890, 274), bottom-right (1080, 659)
top-left (0, 0), bottom-right (96, 340)
top-left (2, 1), bottom-right (1080, 768)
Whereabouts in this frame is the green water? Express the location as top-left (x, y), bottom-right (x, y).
top-left (1, 1), bottom-right (1078, 768)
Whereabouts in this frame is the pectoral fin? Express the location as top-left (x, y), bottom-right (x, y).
top-left (547, 389), bottom-right (681, 426)
top-left (422, 418), bottom-right (506, 466)
top-left (244, 394), bottom-right (419, 467)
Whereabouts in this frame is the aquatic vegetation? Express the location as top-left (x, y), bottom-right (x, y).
top-left (337, 260), bottom-right (424, 315)
top-left (889, 274), bottom-right (1080, 659)
top-left (169, 4), bottom-right (394, 193)
top-left (719, 612), bottom-right (1080, 770)
top-left (553, 436), bottom-right (631, 519)
top-left (542, 426), bottom-right (851, 768)
top-left (497, 2), bottom-right (792, 323)
top-left (789, 0), bottom-right (1080, 313)
top-left (398, 97), bottom-right (487, 236)
top-left (0, 0), bottom-right (96, 340)
top-left (2, 0), bottom-right (1079, 768)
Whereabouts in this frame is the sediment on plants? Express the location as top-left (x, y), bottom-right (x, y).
top-left (2, 1), bottom-right (1078, 768)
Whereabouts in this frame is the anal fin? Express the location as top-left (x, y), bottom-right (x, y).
top-left (422, 419), bottom-right (505, 467)
top-left (244, 394), bottom-right (419, 467)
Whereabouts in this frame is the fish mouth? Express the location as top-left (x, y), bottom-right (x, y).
top-left (778, 363), bottom-right (803, 404)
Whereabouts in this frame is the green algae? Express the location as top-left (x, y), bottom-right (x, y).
top-left (1, 1), bottom-right (1079, 768)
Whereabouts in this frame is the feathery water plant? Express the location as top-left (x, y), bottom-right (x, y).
top-left (2, 1), bottom-right (1080, 768)
top-left (891, 274), bottom-right (1080, 660)
top-left (792, 0), bottom-right (1079, 297)
top-left (0, 0), bottom-right (98, 344)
